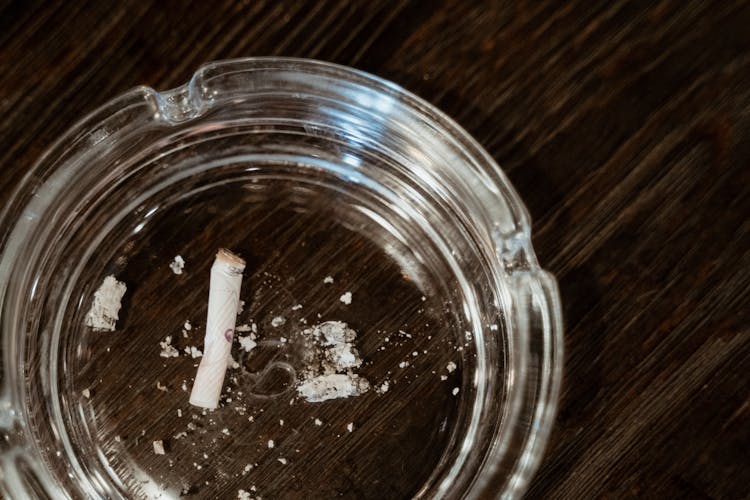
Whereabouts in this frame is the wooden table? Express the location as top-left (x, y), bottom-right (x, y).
top-left (2, 1), bottom-right (748, 498)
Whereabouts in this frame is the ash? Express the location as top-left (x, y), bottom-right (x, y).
top-left (296, 321), bottom-right (370, 402)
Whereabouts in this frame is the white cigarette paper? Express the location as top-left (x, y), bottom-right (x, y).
top-left (189, 249), bottom-right (245, 409)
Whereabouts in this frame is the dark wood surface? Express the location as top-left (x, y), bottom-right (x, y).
top-left (2, 1), bottom-right (749, 498)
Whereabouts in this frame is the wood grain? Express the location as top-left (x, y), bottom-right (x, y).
top-left (1, 0), bottom-right (748, 498)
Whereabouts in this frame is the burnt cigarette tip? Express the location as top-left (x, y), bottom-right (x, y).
top-left (216, 248), bottom-right (246, 269)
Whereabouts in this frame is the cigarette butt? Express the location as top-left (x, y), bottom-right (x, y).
top-left (189, 249), bottom-right (245, 409)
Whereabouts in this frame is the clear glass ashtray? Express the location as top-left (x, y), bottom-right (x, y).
top-left (0, 58), bottom-right (563, 499)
